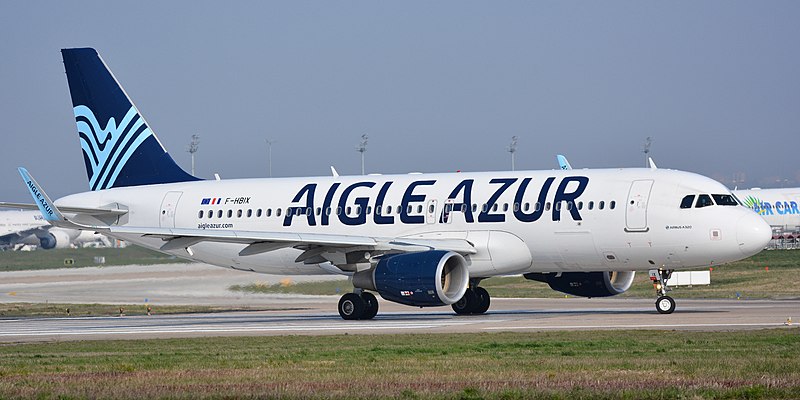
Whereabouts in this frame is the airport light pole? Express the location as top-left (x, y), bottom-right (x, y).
top-left (507, 136), bottom-right (518, 171)
top-left (266, 139), bottom-right (276, 177)
top-left (188, 134), bottom-right (200, 176)
top-left (356, 134), bottom-right (368, 175)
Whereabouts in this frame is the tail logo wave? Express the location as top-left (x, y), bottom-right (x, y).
top-left (75, 105), bottom-right (154, 191)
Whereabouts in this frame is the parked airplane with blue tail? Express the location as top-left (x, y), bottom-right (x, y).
top-left (1, 48), bottom-right (771, 319)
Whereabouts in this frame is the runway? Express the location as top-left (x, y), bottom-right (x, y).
top-left (2, 297), bottom-right (797, 342)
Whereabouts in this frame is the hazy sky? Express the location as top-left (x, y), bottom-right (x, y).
top-left (1, 2), bottom-right (798, 202)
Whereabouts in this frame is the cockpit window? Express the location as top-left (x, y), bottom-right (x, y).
top-left (696, 194), bottom-right (714, 208)
top-left (712, 194), bottom-right (738, 206)
top-left (731, 193), bottom-right (744, 206)
top-left (680, 195), bottom-right (695, 209)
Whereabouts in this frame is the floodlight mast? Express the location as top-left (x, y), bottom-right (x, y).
top-left (356, 134), bottom-right (368, 175)
top-left (507, 136), bottom-right (518, 171)
top-left (187, 134), bottom-right (200, 176)
top-left (266, 139), bottom-right (276, 177)
top-left (643, 137), bottom-right (653, 167)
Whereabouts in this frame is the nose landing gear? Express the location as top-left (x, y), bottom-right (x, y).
top-left (649, 269), bottom-right (676, 314)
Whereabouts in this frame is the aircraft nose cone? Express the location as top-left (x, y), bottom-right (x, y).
top-left (736, 212), bottom-right (772, 257)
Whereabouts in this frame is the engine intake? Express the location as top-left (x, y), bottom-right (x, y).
top-left (37, 230), bottom-right (73, 250)
top-left (523, 271), bottom-right (635, 297)
top-left (353, 250), bottom-right (469, 307)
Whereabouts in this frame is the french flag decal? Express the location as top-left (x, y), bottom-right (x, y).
top-left (201, 198), bottom-right (221, 205)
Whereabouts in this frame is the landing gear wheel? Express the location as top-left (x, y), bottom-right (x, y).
top-left (452, 288), bottom-right (477, 315)
top-left (656, 295), bottom-right (676, 314)
top-left (361, 292), bottom-right (379, 320)
top-left (473, 287), bottom-right (491, 314)
top-left (338, 293), bottom-right (365, 320)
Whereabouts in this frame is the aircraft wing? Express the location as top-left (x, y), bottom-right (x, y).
top-left (0, 226), bottom-right (50, 245)
top-left (0, 202), bottom-right (128, 217)
top-left (108, 225), bottom-right (477, 262)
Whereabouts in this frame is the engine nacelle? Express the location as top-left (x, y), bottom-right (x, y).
top-left (37, 230), bottom-right (73, 250)
top-left (353, 250), bottom-right (470, 307)
top-left (523, 271), bottom-right (636, 297)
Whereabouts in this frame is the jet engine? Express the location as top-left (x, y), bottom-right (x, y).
top-left (37, 229), bottom-right (74, 250)
top-left (353, 250), bottom-right (470, 307)
top-left (523, 271), bottom-right (636, 297)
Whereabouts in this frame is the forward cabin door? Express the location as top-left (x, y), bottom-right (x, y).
top-left (625, 180), bottom-right (653, 232)
top-left (159, 191), bottom-right (183, 228)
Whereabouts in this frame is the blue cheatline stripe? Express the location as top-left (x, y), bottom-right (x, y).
top-left (89, 111), bottom-right (145, 190)
top-left (74, 105), bottom-right (143, 190)
top-left (94, 116), bottom-right (146, 190)
top-left (101, 124), bottom-right (152, 190)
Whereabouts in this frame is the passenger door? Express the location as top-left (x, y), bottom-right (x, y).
top-left (625, 180), bottom-right (653, 232)
top-left (159, 191), bottom-right (183, 228)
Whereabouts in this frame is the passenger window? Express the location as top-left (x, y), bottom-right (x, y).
top-left (306, 207), bottom-right (312, 215)
top-left (397, 206), bottom-right (402, 214)
top-left (492, 204), bottom-right (498, 212)
top-left (366, 206), bottom-right (372, 215)
top-left (227, 210), bottom-right (233, 218)
top-left (386, 205), bottom-right (392, 215)
top-left (503, 203), bottom-right (509, 212)
top-left (266, 209), bottom-right (272, 217)
top-left (609, 201), bottom-right (615, 210)
top-left (588, 201), bottom-right (594, 210)
top-left (417, 205), bottom-right (423, 213)
top-left (554, 202), bottom-right (561, 211)
top-left (472, 204), bottom-right (478, 213)
top-left (545, 202), bottom-right (551, 211)
top-left (197, 211), bottom-right (203, 218)
top-left (376, 205), bottom-right (382, 215)
top-left (237, 210), bottom-right (243, 218)
top-left (513, 203), bottom-right (519, 212)
top-left (712, 194), bottom-right (738, 206)
top-left (428, 204), bottom-right (435, 213)
top-left (356, 206), bottom-right (362, 214)
top-left (217, 210), bottom-right (223, 218)
top-left (316, 207), bottom-right (321, 216)
top-left (325, 207), bottom-right (331, 216)
top-left (680, 195), bottom-right (695, 209)
top-left (599, 201), bottom-right (605, 210)
top-left (566, 202), bottom-right (572, 211)
top-left (256, 209), bottom-right (262, 218)
top-left (524, 203), bottom-right (530, 212)
top-left (578, 201), bottom-right (583, 210)
top-left (346, 206), bottom-right (352, 215)
top-left (276, 208), bottom-right (282, 217)
top-left (207, 210), bottom-right (213, 218)
top-left (696, 194), bottom-right (714, 208)
top-left (247, 209), bottom-right (252, 218)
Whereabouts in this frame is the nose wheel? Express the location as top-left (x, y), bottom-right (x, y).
top-left (649, 269), bottom-right (676, 314)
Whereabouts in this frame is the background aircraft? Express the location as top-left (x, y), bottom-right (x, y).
top-left (0, 210), bottom-right (108, 250)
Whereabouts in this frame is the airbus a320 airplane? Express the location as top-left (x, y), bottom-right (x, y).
top-left (4, 48), bottom-right (771, 320)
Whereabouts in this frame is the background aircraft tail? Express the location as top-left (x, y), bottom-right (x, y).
top-left (61, 48), bottom-right (199, 191)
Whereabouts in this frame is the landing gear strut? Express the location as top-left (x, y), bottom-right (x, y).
top-left (338, 290), bottom-right (379, 320)
top-left (649, 269), bottom-right (676, 314)
top-left (452, 284), bottom-right (491, 315)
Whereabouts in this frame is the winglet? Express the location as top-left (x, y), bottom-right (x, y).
top-left (556, 155), bottom-right (572, 170)
top-left (648, 157), bottom-right (658, 170)
top-left (330, 166), bottom-right (340, 177)
top-left (18, 167), bottom-right (66, 223)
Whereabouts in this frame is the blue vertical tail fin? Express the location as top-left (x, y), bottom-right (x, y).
top-left (61, 48), bottom-right (199, 191)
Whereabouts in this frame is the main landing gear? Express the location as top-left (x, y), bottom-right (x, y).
top-left (338, 290), bottom-right (379, 320)
top-left (649, 268), bottom-right (676, 314)
top-left (452, 284), bottom-right (491, 315)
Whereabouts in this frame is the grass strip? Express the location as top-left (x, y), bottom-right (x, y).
top-left (0, 329), bottom-right (798, 399)
top-left (0, 245), bottom-right (189, 272)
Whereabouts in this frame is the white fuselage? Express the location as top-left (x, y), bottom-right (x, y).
top-left (734, 188), bottom-right (800, 229)
top-left (56, 168), bottom-right (768, 276)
